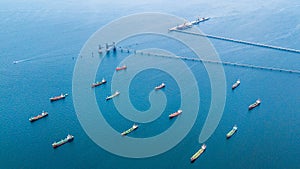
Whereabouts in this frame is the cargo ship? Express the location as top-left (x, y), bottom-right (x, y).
top-left (91, 78), bottom-right (107, 88)
top-left (248, 99), bottom-right (261, 110)
top-left (29, 111), bottom-right (48, 122)
top-left (50, 93), bottom-right (68, 102)
top-left (169, 110), bottom-right (182, 118)
top-left (121, 124), bottom-right (138, 136)
top-left (155, 83), bottom-right (165, 90)
top-left (52, 134), bottom-right (74, 148)
top-left (190, 144), bottom-right (206, 163)
top-left (106, 91), bottom-right (120, 100)
top-left (231, 79), bottom-right (241, 90)
top-left (116, 65), bottom-right (127, 71)
top-left (226, 125), bottom-right (238, 139)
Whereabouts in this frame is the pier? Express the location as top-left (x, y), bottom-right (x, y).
top-left (174, 30), bottom-right (300, 54)
top-left (117, 47), bottom-right (300, 75)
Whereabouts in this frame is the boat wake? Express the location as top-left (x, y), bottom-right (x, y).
top-left (12, 58), bottom-right (31, 64)
top-left (12, 51), bottom-right (77, 64)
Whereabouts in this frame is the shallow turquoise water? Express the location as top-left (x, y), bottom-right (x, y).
top-left (0, 1), bottom-right (299, 169)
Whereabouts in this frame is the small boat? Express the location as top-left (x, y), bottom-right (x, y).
top-left (52, 134), bottom-right (74, 148)
top-left (116, 65), bottom-right (127, 71)
top-left (106, 91), bottom-right (120, 100)
top-left (50, 93), bottom-right (68, 102)
top-left (121, 124), bottom-right (138, 136)
top-left (248, 99), bottom-right (261, 110)
top-left (190, 144), bottom-right (206, 163)
top-left (231, 79), bottom-right (241, 90)
top-left (226, 125), bottom-right (238, 139)
top-left (29, 111), bottom-right (48, 122)
top-left (155, 83), bottom-right (165, 90)
top-left (91, 78), bottom-right (107, 88)
top-left (169, 110), bottom-right (182, 118)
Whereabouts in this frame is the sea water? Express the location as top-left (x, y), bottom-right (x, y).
top-left (0, 1), bottom-right (299, 168)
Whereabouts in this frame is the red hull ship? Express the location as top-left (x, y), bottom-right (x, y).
top-left (29, 111), bottom-right (48, 122)
top-left (169, 110), bottom-right (182, 118)
top-left (50, 93), bottom-right (68, 102)
top-left (116, 65), bottom-right (127, 71)
top-left (248, 99), bottom-right (261, 110)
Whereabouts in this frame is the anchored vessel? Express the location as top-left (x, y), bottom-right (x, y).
top-left (116, 65), bottom-right (127, 71)
top-left (91, 78), bottom-right (107, 88)
top-left (52, 134), bottom-right (74, 148)
top-left (226, 125), bottom-right (238, 139)
top-left (29, 111), bottom-right (48, 122)
top-left (50, 93), bottom-right (68, 102)
top-left (169, 110), bottom-right (182, 118)
top-left (248, 99), bottom-right (261, 110)
top-left (190, 144), bottom-right (206, 163)
top-left (190, 17), bottom-right (210, 25)
top-left (155, 83), bottom-right (165, 90)
top-left (121, 124), bottom-right (138, 136)
top-left (232, 79), bottom-right (241, 90)
top-left (169, 17), bottom-right (210, 31)
top-left (106, 91), bottom-right (120, 100)
top-left (169, 22), bottom-right (193, 31)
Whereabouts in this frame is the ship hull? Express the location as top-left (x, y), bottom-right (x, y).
top-left (248, 103), bottom-right (260, 110)
top-left (169, 110), bottom-right (182, 118)
top-left (232, 83), bottom-right (240, 89)
top-left (190, 144), bottom-right (206, 163)
top-left (91, 81), bottom-right (106, 88)
top-left (52, 135), bottom-right (74, 148)
top-left (190, 149), bottom-right (205, 163)
top-left (50, 94), bottom-right (68, 102)
top-left (226, 129), bottom-right (237, 139)
top-left (50, 97), bottom-right (65, 102)
top-left (155, 83), bottom-right (165, 90)
top-left (29, 112), bottom-right (48, 122)
top-left (116, 66), bottom-right (127, 71)
top-left (121, 125), bottom-right (138, 136)
top-left (106, 92), bottom-right (120, 100)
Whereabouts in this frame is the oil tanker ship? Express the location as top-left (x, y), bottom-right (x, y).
top-left (226, 125), bottom-right (238, 139)
top-left (116, 65), bottom-right (127, 71)
top-left (169, 110), bottom-right (182, 118)
top-left (190, 144), bottom-right (206, 163)
top-left (91, 78), bottom-right (107, 88)
top-left (231, 79), bottom-right (241, 90)
top-left (50, 93), bottom-right (68, 102)
top-left (155, 83), bottom-right (165, 90)
top-left (106, 91), bottom-right (120, 100)
top-left (29, 111), bottom-right (48, 122)
top-left (121, 124), bottom-right (138, 136)
top-left (248, 99), bottom-right (261, 110)
top-left (52, 134), bottom-right (74, 148)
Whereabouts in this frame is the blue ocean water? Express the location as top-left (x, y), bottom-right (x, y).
top-left (0, 1), bottom-right (299, 169)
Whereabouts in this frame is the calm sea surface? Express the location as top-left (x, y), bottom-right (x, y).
top-left (0, 1), bottom-right (299, 168)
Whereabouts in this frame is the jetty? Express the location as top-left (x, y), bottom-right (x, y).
top-left (173, 30), bottom-right (300, 54)
top-left (117, 47), bottom-right (300, 75)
